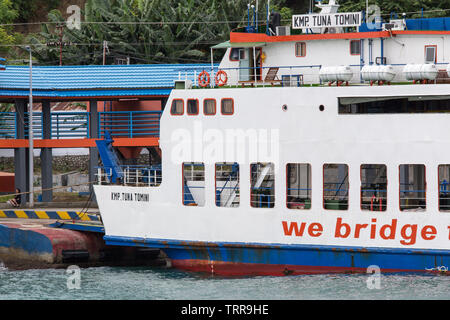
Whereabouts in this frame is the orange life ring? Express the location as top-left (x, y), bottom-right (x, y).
top-left (198, 71), bottom-right (210, 87)
top-left (215, 70), bottom-right (228, 87)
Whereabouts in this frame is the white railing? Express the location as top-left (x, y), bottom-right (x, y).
top-left (96, 165), bottom-right (161, 187)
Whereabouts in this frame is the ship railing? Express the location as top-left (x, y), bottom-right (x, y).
top-left (287, 188), bottom-right (311, 209)
top-left (399, 188), bottom-right (426, 211)
top-left (96, 165), bottom-right (161, 187)
top-left (188, 62), bottom-right (450, 88)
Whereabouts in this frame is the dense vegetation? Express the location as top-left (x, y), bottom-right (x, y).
top-left (2, 0), bottom-right (450, 65)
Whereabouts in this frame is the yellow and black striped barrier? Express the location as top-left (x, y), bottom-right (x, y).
top-left (0, 210), bottom-right (100, 221)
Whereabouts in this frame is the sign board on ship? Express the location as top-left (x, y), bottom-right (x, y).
top-left (292, 12), bottom-right (362, 30)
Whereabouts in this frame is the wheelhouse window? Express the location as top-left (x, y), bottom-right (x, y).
top-left (295, 42), bottom-right (306, 57)
top-left (183, 162), bottom-right (205, 207)
top-left (350, 40), bottom-right (361, 55)
top-left (361, 164), bottom-right (387, 211)
top-left (251, 162), bottom-right (275, 208)
top-left (323, 164), bottom-right (349, 210)
top-left (229, 48), bottom-right (240, 61)
top-left (187, 99), bottom-right (199, 115)
top-left (399, 164), bottom-right (426, 211)
top-left (425, 45), bottom-right (436, 64)
top-left (221, 98), bottom-right (234, 115)
top-left (438, 165), bottom-right (450, 211)
top-left (203, 99), bottom-right (216, 115)
top-left (171, 99), bottom-right (184, 115)
top-left (287, 163), bottom-right (311, 210)
top-left (215, 163), bottom-right (240, 207)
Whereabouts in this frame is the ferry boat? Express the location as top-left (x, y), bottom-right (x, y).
top-left (94, 1), bottom-right (450, 275)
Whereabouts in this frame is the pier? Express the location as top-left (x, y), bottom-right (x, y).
top-left (0, 208), bottom-right (167, 270)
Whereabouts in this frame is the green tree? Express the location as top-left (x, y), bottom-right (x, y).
top-left (0, 0), bottom-right (18, 54)
top-left (339, 0), bottom-right (449, 18)
top-left (28, 0), bottom-right (290, 65)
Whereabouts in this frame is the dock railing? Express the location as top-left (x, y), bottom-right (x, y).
top-left (0, 110), bottom-right (162, 140)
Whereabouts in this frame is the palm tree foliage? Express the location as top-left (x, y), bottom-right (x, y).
top-left (28, 0), bottom-right (289, 65)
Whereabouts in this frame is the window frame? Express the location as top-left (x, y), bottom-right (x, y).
top-left (360, 164), bottom-right (387, 212)
top-left (295, 42), bottom-right (307, 57)
top-left (182, 162), bottom-right (205, 207)
top-left (215, 162), bottom-right (240, 208)
top-left (323, 163), bottom-right (349, 211)
top-left (170, 99), bottom-right (184, 116)
top-left (203, 99), bottom-right (217, 116)
top-left (350, 40), bottom-right (361, 56)
top-left (438, 164), bottom-right (450, 212)
top-left (424, 45), bottom-right (437, 64)
top-left (250, 162), bottom-right (275, 209)
top-left (221, 98), bottom-right (234, 115)
top-left (399, 164), bottom-right (427, 212)
top-left (286, 163), bottom-right (312, 210)
top-left (229, 48), bottom-right (240, 61)
top-left (186, 98), bottom-right (199, 116)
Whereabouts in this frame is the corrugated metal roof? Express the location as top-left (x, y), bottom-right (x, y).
top-left (0, 64), bottom-right (217, 98)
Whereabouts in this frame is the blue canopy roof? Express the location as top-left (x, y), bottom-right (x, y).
top-left (0, 63), bottom-right (217, 100)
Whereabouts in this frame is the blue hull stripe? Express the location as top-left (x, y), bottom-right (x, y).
top-left (104, 235), bottom-right (450, 272)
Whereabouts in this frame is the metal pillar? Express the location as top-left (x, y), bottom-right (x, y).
top-left (40, 101), bottom-right (53, 202)
top-left (14, 100), bottom-right (27, 204)
top-left (89, 100), bottom-right (99, 198)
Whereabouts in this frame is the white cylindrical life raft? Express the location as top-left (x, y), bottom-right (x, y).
top-left (403, 64), bottom-right (438, 81)
top-left (319, 66), bottom-right (353, 83)
top-left (361, 65), bottom-right (396, 82)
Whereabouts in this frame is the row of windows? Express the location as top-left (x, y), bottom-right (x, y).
top-left (181, 162), bottom-right (450, 212)
top-left (296, 40), bottom-right (361, 57)
top-left (171, 98), bottom-right (234, 116)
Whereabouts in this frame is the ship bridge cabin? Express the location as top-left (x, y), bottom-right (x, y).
top-left (209, 5), bottom-right (450, 88)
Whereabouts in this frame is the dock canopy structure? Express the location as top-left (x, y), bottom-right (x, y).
top-left (0, 63), bottom-right (216, 204)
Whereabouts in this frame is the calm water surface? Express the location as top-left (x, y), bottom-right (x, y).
top-left (0, 265), bottom-right (449, 300)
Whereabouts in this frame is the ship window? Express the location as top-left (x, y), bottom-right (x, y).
top-left (438, 165), bottom-right (450, 211)
top-left (230, 48), bottom-right (240, 61)
top-left (361, 164), bottom-right (387, 211)
top-left (187, 99), bottom-right (199, 115)
top-left (399, 164), bottom-right (426, 211)
top-left (221, 98), bottom-right (234, 115)
top-left (339, 96), bottom-right (450, 114)
top-left (215, 163), bottom-right (240, 207)
top-left (287, 163), bottom-right (311, 210)
top-left (251, 162), bottom-right (275, 208)
top-left (350, 40), bottom-right (361, 55)
top-left (204, 99), bottom-right (216, 115)
top-left (425, 45), bottom-right (436, 64)
top-left (183, 162), bottom-right (205, 207)
top-left (171, 99), bottom-right (184, 115)
top-left (295, 42), bottom-right (306, 57)
top-left (323, 164), bottom-right (349, 210)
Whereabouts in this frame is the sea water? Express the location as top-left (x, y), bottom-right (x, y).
top-left (0, 266), bottom-right (449, 300)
